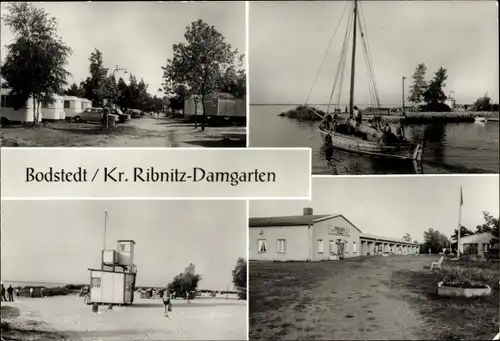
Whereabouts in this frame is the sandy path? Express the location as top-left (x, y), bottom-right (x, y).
top-left (2, 296), bottom-right (246, 340)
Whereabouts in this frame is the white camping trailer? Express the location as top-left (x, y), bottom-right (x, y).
top-left (88, 240), bottom-right (137, 306)
top-left (81, 98), bottom-right (92, 111)
top-left (41, 94), bottom-right (65, 120)
top-left (0, 88), bottom-right (42, 124)
top-left (62, 96), bottom-right (83, 119)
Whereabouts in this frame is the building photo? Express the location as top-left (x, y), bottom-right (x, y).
top-left (249, 175), bottom-right (499, 341)
top-left (1, 200), bottom-right (248, 340)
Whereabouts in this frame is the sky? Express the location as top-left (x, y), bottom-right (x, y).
top-left (0, 1), bottom-right (245, 97)
top-left (250, 175), bottom-right (499, 243)
top-left (1, 200), bottom-right (247, 289)
top-left (249, 1), bottom-right (499, 106)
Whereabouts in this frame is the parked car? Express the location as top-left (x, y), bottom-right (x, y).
top-left (111, 108), bottom-right (130, 123)
top-left (80, 108), bottom-right (118, 124)
top-left (127, 109), bottom-right (142, 119)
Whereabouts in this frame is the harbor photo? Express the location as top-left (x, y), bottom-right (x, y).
top-left (249, 175), bottom-right (499, 340)
top-left (0, 200), bottom-right (247, 340)
top-left (0, 1), bottom-right (246, 147)
top-left (249, 1), bottom-right (499, 174)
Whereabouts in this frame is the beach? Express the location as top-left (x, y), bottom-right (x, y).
top-left (1, 295), bottom-right (247, 340)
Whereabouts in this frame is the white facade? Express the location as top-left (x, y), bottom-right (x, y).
top-left (116, 240), bottom-right (135, 266)
top-left (1, 88), bottom-right (42, 123)
top-left (89, 270), bottom-right (135, 305)
top-left (63, 96), bottom-right (83, 118)
top-left (41, 94), bottom-right (65, 120)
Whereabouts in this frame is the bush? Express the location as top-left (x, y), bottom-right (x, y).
top-left (16, 286), bottom-right (70, 297)
top-left (280, 105), bottom-right (325, 121)
top-left (442, 266), bottom-right (494, 288)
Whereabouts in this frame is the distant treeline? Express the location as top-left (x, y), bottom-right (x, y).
top-left (8, 284), bottom-right (85, 298)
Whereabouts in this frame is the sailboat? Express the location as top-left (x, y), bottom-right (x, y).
top-left (311, 0), bottom-right (425, 161)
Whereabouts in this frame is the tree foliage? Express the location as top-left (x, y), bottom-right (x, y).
top-left (407, 63), bottom-right (427, 104)
top-left (167, 262), bottom-right (202, 298)
top-left (1, 2), bottom-right (72, 123)
top-left (451, 225), bottom-right (474, 242)
top-left (475, 211), bottom-right (499, 234)
top-left (402, 233), bottom-right (412, 242)
top-left (423, 228), bottom-right (450, 254)
top-left (82, 49), bottom-right (117, 106)
top-left (232, 257), bottom-right (247, 300)
top-left (473, 94), bottom-right (493, 111)
top-left (161, 19), bottom-right (243, 128)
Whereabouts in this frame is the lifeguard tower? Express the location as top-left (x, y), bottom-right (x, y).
top-left (88, 240), bottom-right (137, 306)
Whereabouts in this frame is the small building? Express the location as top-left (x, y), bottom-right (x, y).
top-left (183, 92), bottom-right (246, 124)
top-left (458, 232), bottom-right (495, 255)
top-left (88, 240), bottom-right (137, 306)
top-left (249, 208), bottom-right (419, 261)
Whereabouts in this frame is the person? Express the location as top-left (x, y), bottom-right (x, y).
top-left (40, 287), bottom-right (45, 298)
top-left (163, 290), bottom-right (172, 317)
top-left (383, 123), bottom-right (392, 134)
top-left (1, 284), bottom-right (7, 302)
top-left (29, 287), bottom-right (33, 298)
top-left (353, 106), bottom-right (362, 124)
top-left (395, 120), bottom-right (406, 140)
top-left (15, 288), bottom-right (20, 297)
top-left (332, 114), bottom-right (339, 131)
top-left (319, 114), bottom-right (333, 131)
top-left (7, 285), bottom-right (14, 302)
top-left (368, 119), bottom-right (375, 128)
top-left (101, 106), bottom-right (110, 128)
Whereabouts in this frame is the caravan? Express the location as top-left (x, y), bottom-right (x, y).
top-left (0, 88), bottom-right (42, 124)
top-left (41, 94), bottom-right (65, 121)
top-left (63, 96), bottom-right (83, 120)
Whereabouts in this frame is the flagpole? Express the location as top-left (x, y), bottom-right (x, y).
top-left (104, 211), bottom-right (108, 251)
top-left (457, 186), bottom-right (462, 257)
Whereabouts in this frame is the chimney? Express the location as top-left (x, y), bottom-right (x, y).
top-left (303, 207), bottom-right (313, 216)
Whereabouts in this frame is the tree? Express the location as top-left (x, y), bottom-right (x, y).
top-left (162, 19), bottom-right (240, 130)
top-left (402, 233), bottom-right (412, 242)
top-left (1, 2), bottom-right (72, 125)
top-left (64, 82), bottom-right (85, 97)
top-left (407, 62), bottom-right (427, 104)
top-left (450, 225), bottom-right (474, 243)
top-left (232, 257), bottom-right (247, 300)
top-left (220, 54), bottom-right (246, 99)
top-left (167, 262), bottom-right (202, 298)
top-left (473, 93), bottom-right (492, 111)
top-left (423, 228), bottom-right (450, 254)
top-left (475, 211), bottom-right (499, 234)
top-left (422, 67), bottom-right (450, 111)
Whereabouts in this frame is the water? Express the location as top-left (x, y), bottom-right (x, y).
top-left (0, 280), bottom-right (80, 288)
top-left (249, 105), bottom-right (499, 175)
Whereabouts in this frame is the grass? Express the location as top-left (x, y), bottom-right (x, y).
top-left (441, 264), bottom-right (495, 289)
top-left (250, 256), bottom-right (499, 340)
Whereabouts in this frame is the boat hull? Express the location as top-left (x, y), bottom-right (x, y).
top-left (319, 127), bottom-right (423, 161)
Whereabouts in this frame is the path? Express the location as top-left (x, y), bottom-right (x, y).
top-left (2, 295), bottom-right (246, 340)
top-left (250, 256), bottom-right (430, 340)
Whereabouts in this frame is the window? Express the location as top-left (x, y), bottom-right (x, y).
top-left (317, 239), bottom-right (324, 253)
top-left (344, 241), bottom-right (349, 253)
top-left (484, 244), bottom-right (490, 253)
top-left (353, 241), bottom-right (357, 253)
top-left (41, 102), bottom-right (49, 109)
top-left (277, 239), bottom-right (286, 253)
top-left (91, 277), bottom-right (101, 288)
top-left (257, 239), bottom-right (267, 253)
top-left (119, 244), bottom-right (126, 251)
top-left (329, 240), bottom-right (336, 254)
top-left (64, 100), bottom-right (70, 108)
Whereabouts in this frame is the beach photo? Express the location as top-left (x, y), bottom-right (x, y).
top-left (249, 175), bottom-right (499, 340)
top-left (0, 200), bottom-right (248, 340)
top-left (0, 1), bottom-right (246, 148)
top-left (249, 1), bottom-right (499, 174)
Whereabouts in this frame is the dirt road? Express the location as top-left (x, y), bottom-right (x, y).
top-left (0, 117), bottom-right (246, 147)
top-left (1, 296), bottom-right (246, 340)
top-left (250, 256), bottom-right (438, 340)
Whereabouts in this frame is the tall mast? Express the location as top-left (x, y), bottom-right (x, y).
top-left (348, 0), bottom-right (358, 115)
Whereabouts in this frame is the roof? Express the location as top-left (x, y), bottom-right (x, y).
top-left (117, 239), bottom-right (136, 244)
top-left (459, 232), bottom-right (494, 244)
top-left (63, 96), bottom-right (80, 101)
top-left (249, 214), bottom-right (333, 227)
top-left (360, 233), bottom-right (418, 245)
